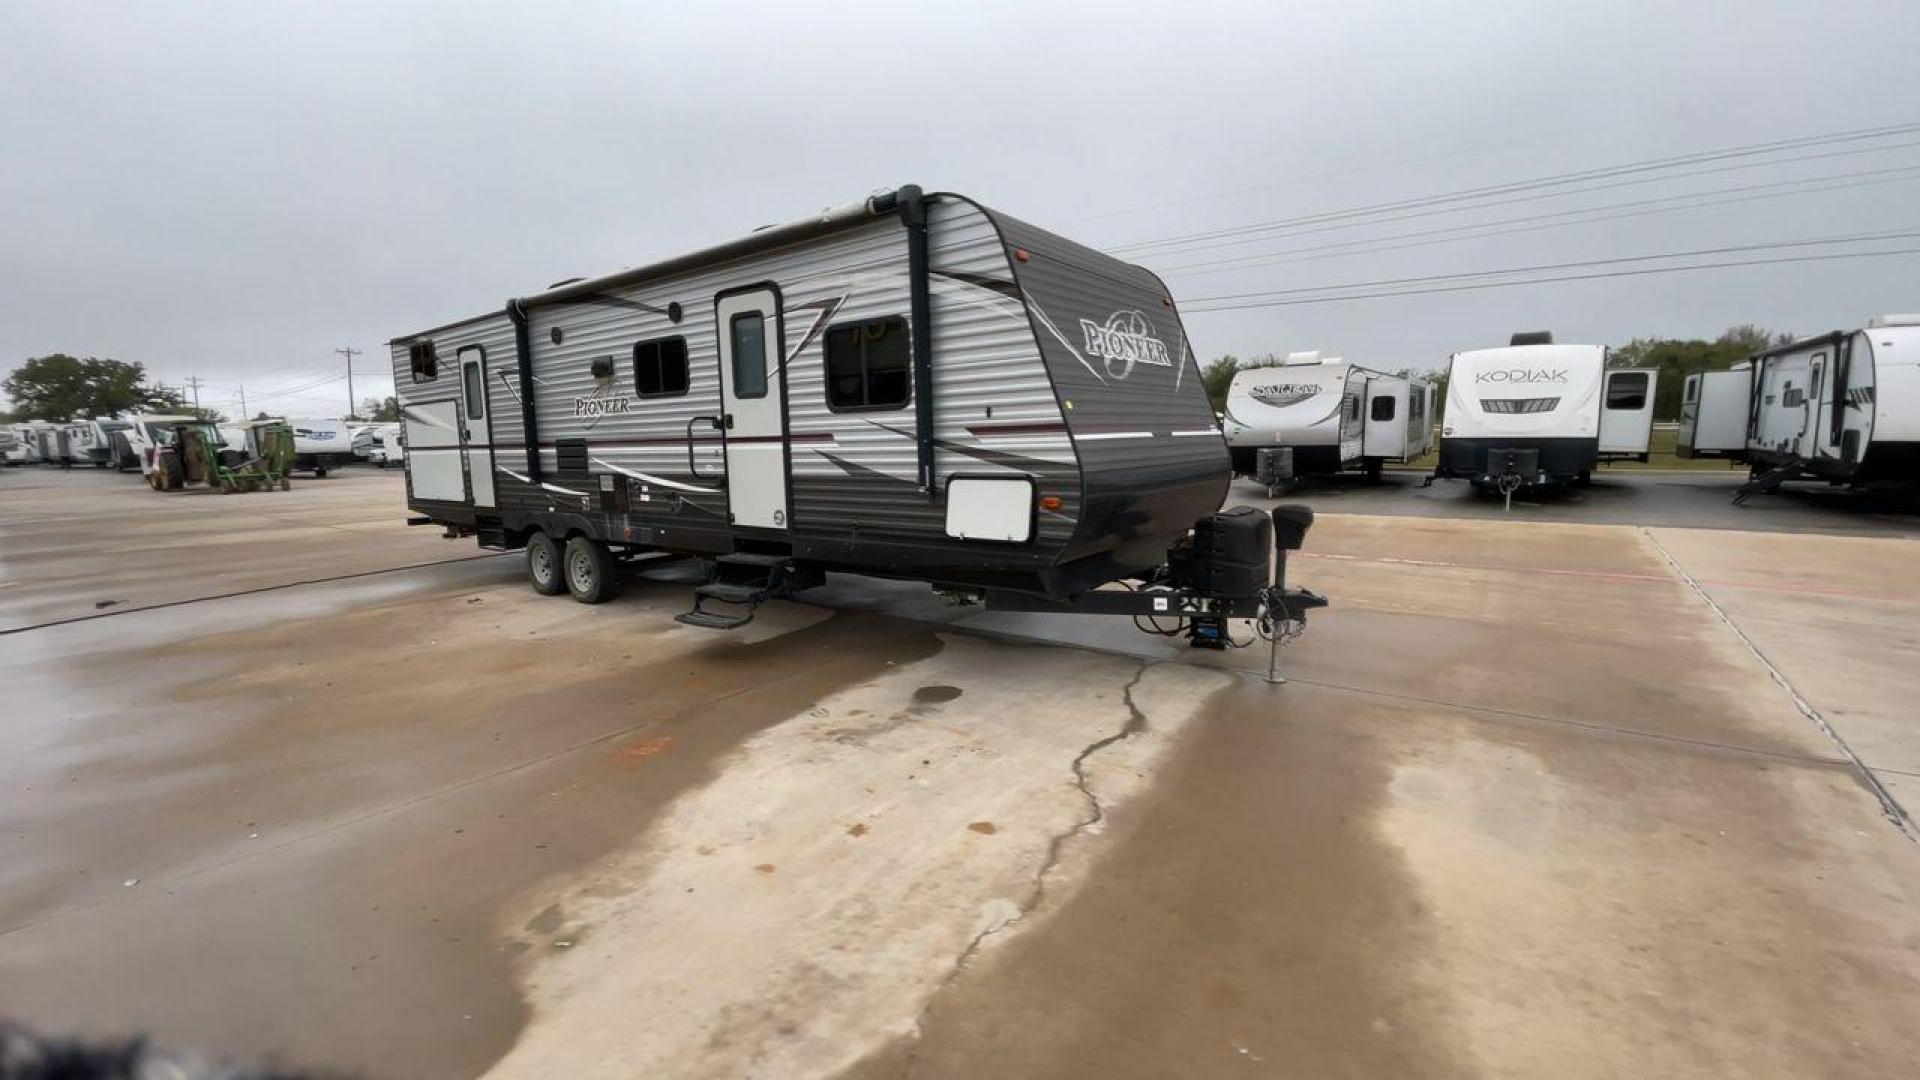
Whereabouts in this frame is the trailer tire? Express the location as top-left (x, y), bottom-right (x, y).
top-left (563, 536), bottom-right (619, 604)
top-left (315, 464), bottom-right (329, 478)
top-left (526, 532), bottom-right (566, 596)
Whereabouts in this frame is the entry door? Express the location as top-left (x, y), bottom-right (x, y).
top-left (458, 347), bottom-right (495, 508)
top-left (715, 288), bottom-right (788, 529)
top-left (1802, 357), bottom-right (1825, 457)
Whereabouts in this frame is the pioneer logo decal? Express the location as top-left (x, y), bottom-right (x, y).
top-left (1080, 310), bottom-right (1172, 379)
top-left (1249, 383), bottom-right (1323, 408)
top-left (574, 396), bottom-right (634, 418)
top-left (1476, 368), bottom-right (1569, 384)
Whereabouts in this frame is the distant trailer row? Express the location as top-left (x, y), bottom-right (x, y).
top-left (1677, 315), bottom-right (1920, 497)
top-left (4, 415), bottom-right (386, 478)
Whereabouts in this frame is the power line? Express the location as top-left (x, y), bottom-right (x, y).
top-left (1111, 120), bottom-right (1920, 256)
top-left (1156, 162), bottom-right (1920, 277)
top-left (1183, 247), bottom-right (1920, 313)
top-left (1182, 228), bottom-right (1920, 303)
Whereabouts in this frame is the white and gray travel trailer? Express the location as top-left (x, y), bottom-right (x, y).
top-left (1693, 315), bottom-right (1920, 498)
top-left (352, 423), bottom-right (404, 467)
top-left (283, 417), bottom-right (354, 476)
top-left (6, 423), bottom-right (48, 464)
top-left (1676, 365), bottom-right (1753, 460)
top-left (11, 422), bottom-right (61, 464)
top-left (1434, 332), bottom-right (1658, 490)
top-left (1222, 353), bottom-right (1434, 486)
top-left (61, 418), bottom-right (133, 467)
top-left (392, 185), bottom-right (1325, 652)
top-left (368, 425), bottom-right (405, 467)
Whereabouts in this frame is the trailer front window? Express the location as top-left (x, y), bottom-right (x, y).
top-left (730, 313), bottom-right (768, 399)
top-left (824, 317), bottom-right (911, 411)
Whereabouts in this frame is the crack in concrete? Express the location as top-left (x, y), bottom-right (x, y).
top-left (1642, 527), bottom-right (1918, 845)
top-left (902, 659), bottom-right (1156, 1073)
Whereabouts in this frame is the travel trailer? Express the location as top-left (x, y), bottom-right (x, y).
top-left (61, 418), bottom-right (133, 467)
top-left (6, 423), bottom-right (49, 464)
top-left (392, 185), bottom-right (1325, 651)
top-left (353, 423), bottom-right (404, 467)
top-left (1434, 332), bottom-right (1658, 491)
top-left (1676, 365), bottom-right (1753, 460)
top-left (1222, 353), bottom-right (1436, 487)
top-left (1726, 316), bottom-right (1920, 496)
top-left (284, 417), bottom-right (354, 476)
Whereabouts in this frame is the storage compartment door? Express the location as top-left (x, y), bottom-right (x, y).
top-left (404, 400), bottom-right (466, 502)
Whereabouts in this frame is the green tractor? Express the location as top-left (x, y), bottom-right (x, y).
top-left (148, 421), bottom-right (294, 493)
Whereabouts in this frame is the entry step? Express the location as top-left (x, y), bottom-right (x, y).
top-left (674, 608), bottom-right (755, 630)
top-left (695, 580), bottom-right (768, 605)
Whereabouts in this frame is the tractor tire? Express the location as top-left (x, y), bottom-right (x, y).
top-left (526, 532), bottom-right (566, 596)
top-left (563, 536), bottom-right (619, 605)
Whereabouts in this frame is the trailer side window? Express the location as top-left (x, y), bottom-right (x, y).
top-left (1606, 372), bottom-right (1648, 410)
top-left (1783, 387), bottom-right (1805, 408)
top-left (824, 317), bottom-right (911, 411)
top-left (1410, 389), bottom-right (1425, 424)
top-left (1370, 395), bottom-right (1395, 422)
top-left (729, 313), bottom-right (768, 399)
top-left (633, 336), bottom-right (689, 398)
top-left (409, 340), bottom-right (438, 382)
top-left (1344, 395), bottom-right (1361, 423)
top-left (1684, 380), bottom-right (1698, 404)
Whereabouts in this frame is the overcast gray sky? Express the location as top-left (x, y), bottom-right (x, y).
top-left (4, 0), bottom-right (1917, 417)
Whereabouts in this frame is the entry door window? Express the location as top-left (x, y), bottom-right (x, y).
top-left (462, 361), bottom-right (485, 420)
top-left (730, 313), bottom-right (768, 399)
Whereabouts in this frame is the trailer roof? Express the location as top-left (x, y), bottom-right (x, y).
top-left (391, 186), bottom-right (914, 344)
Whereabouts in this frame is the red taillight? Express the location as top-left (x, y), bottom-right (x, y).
top-left (1039, 495), bottom-right (1063, 512)
top-left (1014, 248), bottom-right (1030, 262)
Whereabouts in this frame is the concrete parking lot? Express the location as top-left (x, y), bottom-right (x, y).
top-left (3, 467), bottom-right (1918, 1078)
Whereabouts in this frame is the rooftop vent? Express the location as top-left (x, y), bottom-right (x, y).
top-left (1509, 331), bottom-right (1554, 346)
top-left (1866, 314), bottom-right (1920, 329)
top-left (1283, 350), bottom-right (1323, 365)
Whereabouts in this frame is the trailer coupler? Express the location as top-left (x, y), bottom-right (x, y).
top-left (982, 504), bottom-right (1329, 680)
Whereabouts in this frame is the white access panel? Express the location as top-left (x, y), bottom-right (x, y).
top-left (1599, 368), bottom-right (1658, 453)
top-left (945, 477), bottom-right (1034, 542)
top-left (404, 400), bottom-right (466, 502)
top-left (1678, 369), bottom-right (1752, 455)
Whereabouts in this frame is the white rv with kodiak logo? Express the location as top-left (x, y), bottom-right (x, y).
top-left (1435, 332), bottom-right (1657, 489)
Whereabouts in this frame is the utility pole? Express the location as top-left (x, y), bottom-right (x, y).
top-left (336, 347), bottom-right (363, 418)
top-left (238, 384), bottom-right (247, 418)
top-left (184, 375), bottom-right (204, 410)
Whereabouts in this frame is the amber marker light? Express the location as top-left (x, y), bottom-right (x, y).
top-left (1014, 248), bottom-right (1030, 262)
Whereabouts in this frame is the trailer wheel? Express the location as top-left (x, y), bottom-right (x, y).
top-left (315, 464), bottom-right (329, 478)
top-left (563, 536), bottom-right (619, 604)
top-left (526, 532), bottom-right (566, 596)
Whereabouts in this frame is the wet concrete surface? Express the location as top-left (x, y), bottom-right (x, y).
top-left (2, 467), bottom-right (1919, 1077)
top-left (1247, 468), bottom-right (1920, 536)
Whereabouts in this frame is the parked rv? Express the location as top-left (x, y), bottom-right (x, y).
top-left (391, 185), bottom-right (1325, 652)
top-left (60, 418), bottom-right (133, 467)
top-left (0, 428), bottom-right (18, 465)
top-left (353, 423), bottom-right (404, 467)
top-left (1434, 332), bottom-right (1658, 491)
top-left (1222, 352), bottom-right (1434, 487)
top-left (280, 417), bottom-right (353, 476)
top-left (1682, 315), bottom-right (1920, 499)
